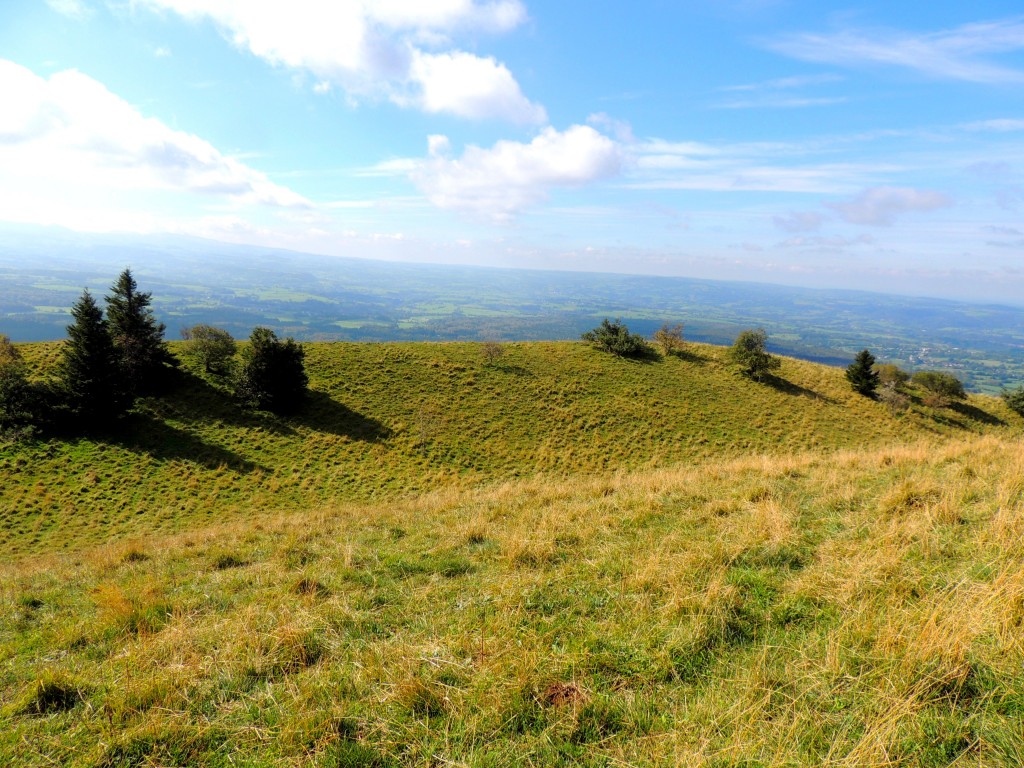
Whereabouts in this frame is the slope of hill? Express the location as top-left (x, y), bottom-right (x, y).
top-left (2, 433), bottom-right (1023, 766)
top-left (3, 341), bottom-right (1019, 556)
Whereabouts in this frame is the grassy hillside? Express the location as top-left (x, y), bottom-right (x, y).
top-left (3, 434), bottom-right (1024, 766)
top-left (3, 341), bottom-right (1019, 556)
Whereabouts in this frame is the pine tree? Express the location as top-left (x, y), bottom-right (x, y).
top-left (57, 290), bottom-right (133, 426)
top-left (105, 268), bottom-right (176, 394)
top-left (234, 327), bottom-right (308, 414)
top-left (846, 349), bottom-right (880, 397)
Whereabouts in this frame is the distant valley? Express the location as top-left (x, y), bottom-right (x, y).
top-left (2, 225), bottom-right (1023, 392)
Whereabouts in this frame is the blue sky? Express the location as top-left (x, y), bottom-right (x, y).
top-left (3, 1), bottom-right (1024, 302)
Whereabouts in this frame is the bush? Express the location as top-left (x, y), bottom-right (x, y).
top-left (480, 341), bottom-right (506, 366)
top-left (581, 319), bottom-right (650, 358)
top-left (727, 328), bottom-right (780, 381)
top-left (1002, 385), bottom-right (1024, 417)
top-left (878, 382), bottom-right (911, 415)
top-left (181, 324), bottom-right (237, 376)
top-left (652, 323), bottom-right (685, 356)
top-left (0, 336), bottom-right (32, 427)
top-left (234, 327), bottom-right (308, 414)
top-left (874, 363), bottom-right (909, 387)
top-left (911, 371), bottom-right (965, 407)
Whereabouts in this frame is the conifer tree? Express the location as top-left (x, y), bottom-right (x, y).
top-left (846, 349), bottom-right (880, 397)
top-left (105, 268), bottom-right (176, 394)
top-left (57, 290), bottom-right (133, 426)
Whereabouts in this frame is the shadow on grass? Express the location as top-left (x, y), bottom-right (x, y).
top-left (662, 349), bottom-right (707, 365)
top-left (153, 370), bottom-right (298, 437)
top-left (105, 413), bottom-right (267, 473)
top-left (761, 374), bottom-right (836, 404)
top-left (951, 401), bottom-right (1006, 427)
top-left (292, 389), bottom-right (391, 441)
top-left (486, 362), bottom-right (534, 377)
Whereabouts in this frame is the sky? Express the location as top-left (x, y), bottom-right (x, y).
top-left (2, 1), bottom-right (1024, 303)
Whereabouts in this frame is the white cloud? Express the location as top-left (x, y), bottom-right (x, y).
top-left (773, 211), bottom-right (826, 233)
top-left (715, 96), bottom-right (847, 110)
top-left (827, 186), bottom-right (952, 226)
top-left (412, 125), bottom-right (623, 220)
top-left (769, 17), bottom-right (1024, 83)
top-left (778, 234), bottom-right (874, 249)
top-left (721, 74), bottom-right (844, 92)
top-left (962, 118), bottom-right (1024, 132)
top-left (587, 113), bottom-right (635, 143)
top-left (134, 0), bottom-right (545, 122)
top-left (409, 51), bottom-right (546, 122)
top-left (0, 60), bottom-right (309, 230)
top-left (628, 136), bottom-right (900, 194)
top-left (716, 73), bottom-right (847, 109)
top-left (46, 0), bottom-right (92, 20)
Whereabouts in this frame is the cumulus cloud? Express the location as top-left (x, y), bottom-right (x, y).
top-left (769, 17), bottom-right (1024, 83)
top-left (134, 0), bottom-right (545, 123)
top-left (773, 211), bottom-right (826, 233)
top-left (408, 50), bottom-right (545, 122)
top-left (0, 60), bottom-right (308, 228)
top-left (412, 125), bottom-right (623, 221)
top-left (826, 186), bottom-right (952, 226)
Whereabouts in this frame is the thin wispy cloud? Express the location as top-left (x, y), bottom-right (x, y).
top-left (715, 73), bottom-right (845, 109)
top-left (769, 17), bottom-right (1024, 83)
top-left (826, 186), bottom-right (952, 226)
top-left (773, 211), bottom-right (826, 233)
top-left (720, 73), bottom-right (844, 92)
top-left (715, 96), bottom-right (847, 110)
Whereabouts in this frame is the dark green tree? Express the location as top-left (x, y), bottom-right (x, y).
top-left (581, 318), bottom-right (650, 358)
top-left (105, 268), bottom-right (176, 394)
top-left (234, 327), bottom-right (308, 414)
top-left (1001, 385), bottom-right (1024, 417)
top-left (846, 349), bottom-right (880, 396)
top-left (727, 328), bottom-right (780, 381)
top-left (56, 291), bottom-right (133, 426)
top-left (181, 324), bottom-right (237, 376)
top-left (0, 335), bottom-right (35, 434)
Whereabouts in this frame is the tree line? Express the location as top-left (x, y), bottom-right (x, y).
top-left (0, 269), bottom-right (308, 438)
top-left (581, 318), bottom-right (1024, 417)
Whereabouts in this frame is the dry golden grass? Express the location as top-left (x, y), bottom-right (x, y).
top-left (3, 432), bottom-right (1024, 766)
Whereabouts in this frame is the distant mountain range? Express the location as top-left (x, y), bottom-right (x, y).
top-left (2, 224), bottom-right (1023, 392)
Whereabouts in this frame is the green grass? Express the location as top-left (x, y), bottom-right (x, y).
top-left (2, 436), bottom-right (1024, 766)
top-left (2, 341), bottom-right (1019, 556)
top-left (2, 340), bottom-right (1024, 766)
